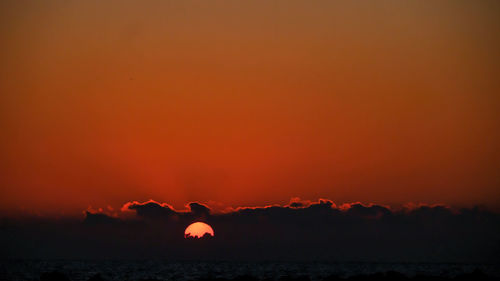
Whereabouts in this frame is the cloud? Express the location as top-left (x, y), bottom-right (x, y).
top-left (343, 203), bottom-right (392, 219)
top-left (121, 200), bottom-right (177, 219)
top-left (1, 198), bottom-right (499, 262)
top-left (119, 200), bottom-right (212, 221)
top-left (286, 197), bottom-right (310, 208)
top-left (83, 211), bottom-right (119, 225)
top-left (187, 202), bottom-right (211, 217)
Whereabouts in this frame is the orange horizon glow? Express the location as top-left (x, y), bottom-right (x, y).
top-left (1, 0), bottom-right (499, 215)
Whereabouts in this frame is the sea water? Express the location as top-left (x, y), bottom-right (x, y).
top-left (1, 260), bottom-right (499, 281)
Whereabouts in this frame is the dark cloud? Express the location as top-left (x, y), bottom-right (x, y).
top-left (124, 200), bottom-right (177, 219)
top-left (288, 202), bottom-right (304, 208)
top-left (1, 199), bottom-right (499, 262)
top-left (119, 200), bottom-right (212, 222)
top-left (187, 202), bottom-right (211, 217)
top-left (343, 203), bottom-right (392, 219)
top-left (83, 211), bottom-right (119, 225)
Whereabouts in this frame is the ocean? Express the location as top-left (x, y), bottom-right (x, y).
top-left (1, 260), bottom-right (499, 281)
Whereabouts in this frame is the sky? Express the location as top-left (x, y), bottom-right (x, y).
top-left (1, 0), bottom-right (500, 215)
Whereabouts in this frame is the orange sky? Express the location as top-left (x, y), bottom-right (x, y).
top-left (1, 0), bottom-right (500, 215)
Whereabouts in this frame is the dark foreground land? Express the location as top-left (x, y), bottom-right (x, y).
top-left (38, 270), bottom-right (500, 281)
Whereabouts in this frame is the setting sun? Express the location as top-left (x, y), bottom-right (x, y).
top-left (184, 222), bottom-right (215, 239)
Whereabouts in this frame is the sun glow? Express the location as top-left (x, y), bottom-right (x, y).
top-left (184, 222), bottom-right (215, 239)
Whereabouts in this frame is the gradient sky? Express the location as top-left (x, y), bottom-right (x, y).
top-left (1, 0), bottom-right (500, 215)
